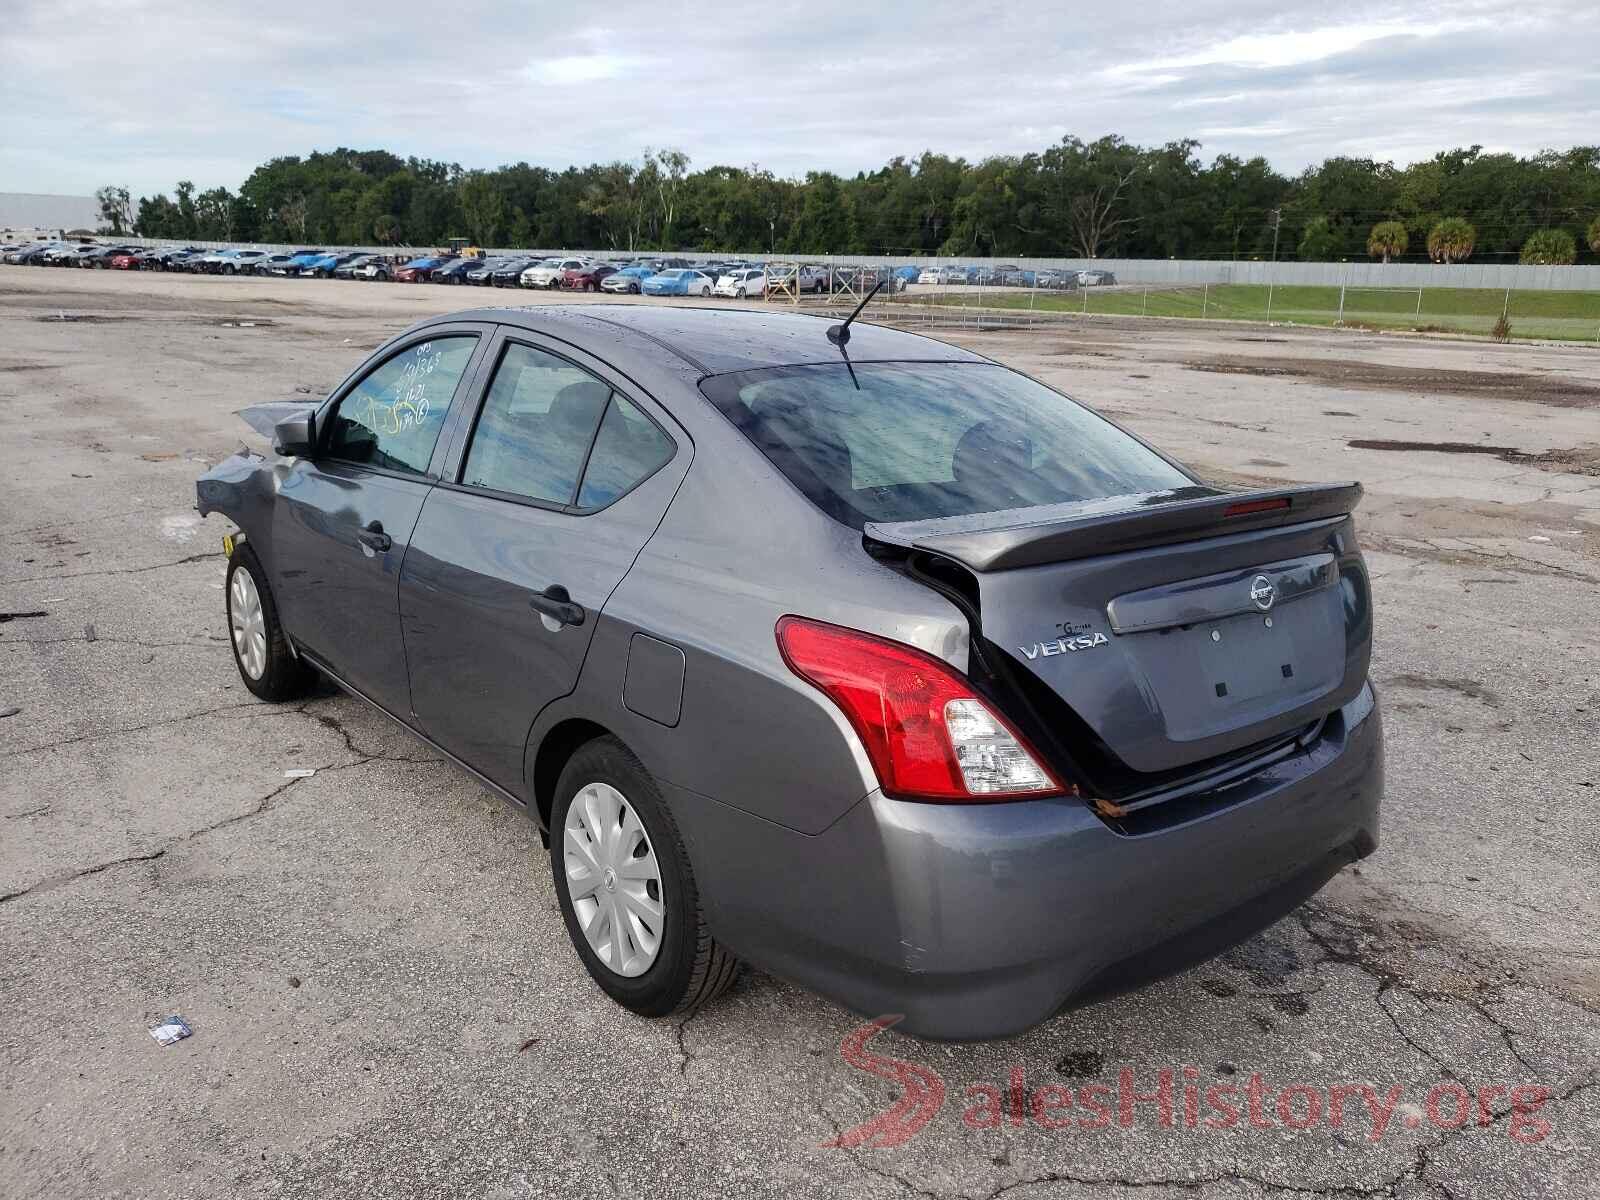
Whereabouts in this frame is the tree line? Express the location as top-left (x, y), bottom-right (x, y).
top-left (98, 139), bottom-right (1600, 264)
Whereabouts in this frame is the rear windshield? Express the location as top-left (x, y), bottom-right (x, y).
top-left (700, 362), bottom-right (1191, 528)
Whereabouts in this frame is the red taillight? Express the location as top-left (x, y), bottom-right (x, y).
top-left (775, 616), bottom-right (1065, 802)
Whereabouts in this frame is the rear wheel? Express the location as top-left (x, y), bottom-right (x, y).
top-left (699, 285), bottom-right (711, 297)
top-left (226, 544), bottom-right (315, 702)
top-left (551, 737), bottom-right (740, 1018)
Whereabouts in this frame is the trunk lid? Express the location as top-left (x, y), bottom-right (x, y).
top-left (867, 483), bottom-right (1371, 779)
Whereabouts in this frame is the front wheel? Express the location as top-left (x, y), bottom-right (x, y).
top-left (629, 283), bottom-right (640, 294)
top-left (552, 737), bottom-right (740, 1018)
top-left (226, 544), bottom-right (315, 702)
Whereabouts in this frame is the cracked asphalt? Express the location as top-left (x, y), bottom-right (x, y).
top-left (2, 268), bottom-right (1597, 1199)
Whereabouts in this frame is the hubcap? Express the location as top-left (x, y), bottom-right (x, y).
top-left (563, 782), bottom-right (664, 977)
top-left (228, 565), bottom-right (267, 680)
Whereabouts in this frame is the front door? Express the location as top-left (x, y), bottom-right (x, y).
top-left (271, 330), bottom-right (486, 716)
top-left (399, 333), bottom-right (688, 793)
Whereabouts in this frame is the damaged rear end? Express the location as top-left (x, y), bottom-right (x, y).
top-left (863, 481), bottom-right (1374, 829)
top-left (701, 358), bottom-right (1382, 1034)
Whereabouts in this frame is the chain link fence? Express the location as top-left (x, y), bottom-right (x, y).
top-left (757, 257), bottom-right (1600, 343)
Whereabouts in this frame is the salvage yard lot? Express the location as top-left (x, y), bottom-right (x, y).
top-left (919, 282), bottom-right (1600, 341)
top-left (2, 267), bottom-right (1597, 1198)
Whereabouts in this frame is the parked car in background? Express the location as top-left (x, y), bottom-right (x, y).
top-left (713, 267), bottom-right (766, 299)
top-left (1034, 269), bottom-right (1076, 290)
top-left (600, 265), bottom-right (656, 294)
top-left (196, 248), bottom-right (269, 274)
top-left (433, 258), bottom-right (482, 285)
top-left (233, 250), bottom-right (271, 274)
top-left (261, 254), bottom-right (305, 277)
top-left (798, 265), bottom-right (830, 292)
top-left (110, 251), bottom-right (143, 270)
top-left (48, 244), bottom-right (97, 266)
top-left (523, 257), bottom-right (590, 289)
top-left (152, 246), bottom-right (203, 270)
top-left (464, 257), bottom-right (511, 285)
top-left (330, 254), bottom-right (380, 280)
top-left (1077, 268), bottom-right (1118, 286)
top-left (562, 262), bottom-right (618, 292)
top-left (491, 257), bottom-right (540, 287)
top-left (264, 250), bottom-right (319, 275)
top-left (360, 257), bottom-right (399, 281)
top-left (642, 268), bottom-right (714, 297)
top-left (198, 305), bottom-right (1381, 1040)
top-left (80, 245), bottom-right (139, 268)
top-left (393, 256), bottom-right (450, 283)
top-left (298, 251), bottom-right (360, 278)
top-left (5, 243), bottom-right (57, 264)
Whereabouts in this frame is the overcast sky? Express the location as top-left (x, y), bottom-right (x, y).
top-left (4, 0), bottom-right (1595, 198)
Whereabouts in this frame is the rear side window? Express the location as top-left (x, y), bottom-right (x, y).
top-left (324, 336), bottom-right (476, 474)
top-left (577, 395), bottom-right (675, 509)
top-left (700, 362), bottom-right (1190, 528)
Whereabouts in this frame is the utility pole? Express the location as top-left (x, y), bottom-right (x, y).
top-left (1266, 208), bottom-right (1282, 322)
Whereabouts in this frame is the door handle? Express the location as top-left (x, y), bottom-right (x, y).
top-left (529, 584), bottom-right (585, 628)
top-left (357, 520), bottom-right (392, 553)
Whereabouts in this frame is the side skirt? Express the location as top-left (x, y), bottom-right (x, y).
top-left (296, 648), bottom-right (539, 832)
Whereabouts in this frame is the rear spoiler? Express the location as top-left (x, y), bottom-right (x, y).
top-left (863, 482), bottom-right (1363, 572)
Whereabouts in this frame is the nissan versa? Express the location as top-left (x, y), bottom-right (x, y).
top-left (196, 304), bottom-right (1382, 1040)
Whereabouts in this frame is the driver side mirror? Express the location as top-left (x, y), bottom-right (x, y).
top-left (273, 409), bottom-right (317, 458)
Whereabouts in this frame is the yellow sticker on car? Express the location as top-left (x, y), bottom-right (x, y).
top-left (222, 533), bottom-right (235, 556)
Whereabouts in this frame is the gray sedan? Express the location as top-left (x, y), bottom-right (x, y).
top-left (196, 305), bottom-right (1382, 1039)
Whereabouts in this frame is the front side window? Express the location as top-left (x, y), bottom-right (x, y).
top-left (461, 344), bottom-right (609, 505)
top-left (323, 336), bottom-right (476, 474)
top-left (700, 362), bottom-right (1191, 528)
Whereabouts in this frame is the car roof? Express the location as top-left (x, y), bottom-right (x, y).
top-left (416, 303), bottom-right (988, 378)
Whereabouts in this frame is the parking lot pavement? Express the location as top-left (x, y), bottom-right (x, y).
top-left (2, 267), bottom-right (1596, 1198)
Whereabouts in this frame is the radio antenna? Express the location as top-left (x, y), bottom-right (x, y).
top-left (826, 279), bottom-right (884, 346)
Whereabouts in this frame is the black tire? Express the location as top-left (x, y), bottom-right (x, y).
top-left (225, 543), bottom-right (315, 702)
top-left (551, 736), bottom-right (740, 1019)
top-left (629, 283), bottom-right (640, 294)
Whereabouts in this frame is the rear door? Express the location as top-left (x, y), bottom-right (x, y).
top-left (399, 328), bottom-right (689, 792)
top-left (270, 327), bottom-right (489, 716)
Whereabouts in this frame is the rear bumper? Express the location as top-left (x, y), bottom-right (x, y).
top-left (671, 684), bottom-right (1381, 1040)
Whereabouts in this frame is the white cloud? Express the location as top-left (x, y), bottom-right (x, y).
top-left (525, 53), bottom-right (653, 85)
top-left (0, 0), bottom-right (1590, 197)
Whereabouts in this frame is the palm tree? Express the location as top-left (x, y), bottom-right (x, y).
top-left (1427, 217), bottom-right (1476, 264)
top-left (1367, 221), bottom-right (1408, 264)
top-left (1519, 228), bottom-right (1576, 265)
